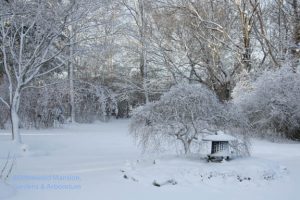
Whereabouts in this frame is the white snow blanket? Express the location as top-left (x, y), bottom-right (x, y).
top-left (0, 120), bottom-right (299, 200)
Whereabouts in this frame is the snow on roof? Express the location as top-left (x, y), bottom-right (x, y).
top-left (202, 131), bottom-right (236, 141)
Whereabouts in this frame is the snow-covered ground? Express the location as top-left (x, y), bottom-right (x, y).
top-left (0, 120), bottom-right (300, 200)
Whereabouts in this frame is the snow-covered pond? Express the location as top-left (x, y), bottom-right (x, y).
top-left (1, 120), bottom-right (300, 200)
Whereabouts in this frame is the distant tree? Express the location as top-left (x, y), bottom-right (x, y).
top-left (288, 0), bottom-right (300, 69)
top-left (65, 0), bottom-right (109, 123)
top-left (120, 0), bottom-right (152, 103)
top-left (18, 79), bottom-right (117, 128)
top-left (151, 0), bottom-right (239, 101)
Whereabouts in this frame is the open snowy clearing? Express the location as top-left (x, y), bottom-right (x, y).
top-left (1, 120), bottom-right (300, 200)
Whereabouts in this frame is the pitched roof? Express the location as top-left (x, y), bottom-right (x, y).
top-left (202, 131), bottom-right (236, 141)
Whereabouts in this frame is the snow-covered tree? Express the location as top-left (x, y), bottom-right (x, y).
top-left (0, 1), bottom-right (76, 143)
top-left (130, 83), bottom-right (243, 154)
top-left (233, 67), bottom-right (300, 139)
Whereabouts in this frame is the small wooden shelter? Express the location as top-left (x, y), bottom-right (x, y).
top-left (202, 131), bottom-right (236, 162)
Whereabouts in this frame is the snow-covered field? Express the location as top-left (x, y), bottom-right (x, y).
top-left (0, 120), bottom-right (300, 200)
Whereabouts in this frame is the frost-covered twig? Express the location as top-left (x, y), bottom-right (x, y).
top-left (0, 153), bottom-right (15, 181)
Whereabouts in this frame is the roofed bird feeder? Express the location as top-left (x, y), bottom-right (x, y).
top-left (202, 131), bottom-right (237, 162)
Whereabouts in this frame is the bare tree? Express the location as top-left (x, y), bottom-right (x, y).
top-left (233, 0), bottom-right (259, 71)
top-left (151, 0), bottom-right (242, 100)
top-left (289, 0), bottom-right (300, 69)
top-left (66, 0), bottom-right (100, 123)
top-left (121, 0), bottom-right (152, 103)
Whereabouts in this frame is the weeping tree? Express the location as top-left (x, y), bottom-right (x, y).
top-left (130, 83), bottom-right (248, 154)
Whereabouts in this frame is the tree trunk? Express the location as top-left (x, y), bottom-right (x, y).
top-left (182, 140), bottom-right (191, 155)
top-left (140, 0), bottom-right (149, 104)
top-left (69, 60), bottom-right (75, 123)
top-left (10, 92), bottom-right (22, 144)
top-left (69, 24), bottom-right (76, 123)
top-left (214, 81), bottom-right (231, 101)
top-left (142, 52), bottom-right (149, 105)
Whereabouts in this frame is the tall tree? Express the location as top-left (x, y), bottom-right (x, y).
top-left (290, 0), bottom-right (300, 69)
top-left (121, 0), bottom-right (151, 103)
top-left (0, 0), bottom-right (76, 143)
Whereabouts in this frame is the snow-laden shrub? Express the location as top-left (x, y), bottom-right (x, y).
top-left (17, 80), bottom-right (117, 128)
top-left (233, 68), bottom-right (300, 139)
top-left (19, 83), bottom-right (69, 129)
top-left (74, 81), bottom-right (118, 123)
top-left (130, 83), bottom-right (248, 154)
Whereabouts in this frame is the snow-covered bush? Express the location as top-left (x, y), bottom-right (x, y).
top-left (233, 68), bottom-right (300, 139)
top-left (130, 83), bottom-right (247, 154)
top-left (15, 80), bottom-right (118, 128)
top-left (74, 81), bottom-right (118, 123)
top-left (19, 82), bottom-right (69, 129)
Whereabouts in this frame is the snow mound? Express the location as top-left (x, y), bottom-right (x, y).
top-left (121, 157), bottom-right (288, 187)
